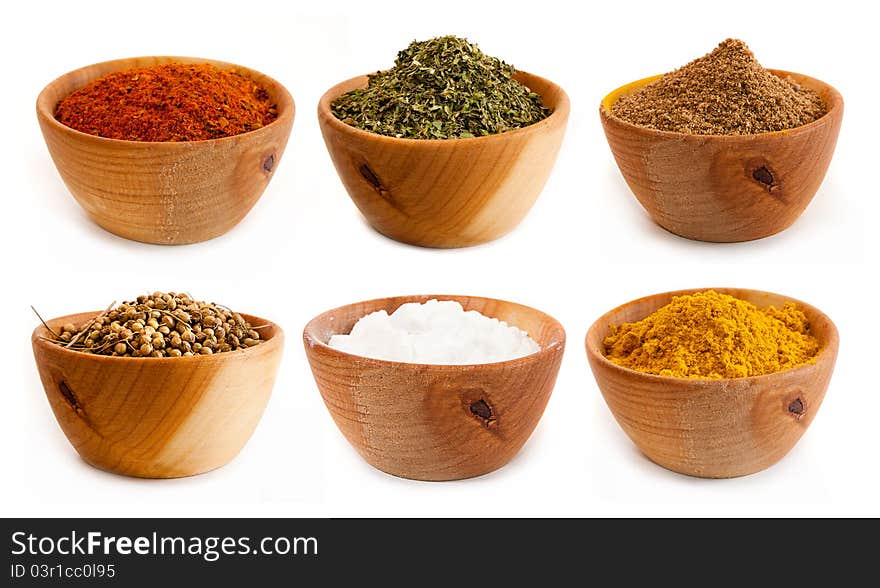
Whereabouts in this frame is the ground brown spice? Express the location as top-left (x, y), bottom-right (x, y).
top-left (55, 63), bottom-right (277, 142)
top-left (611, 39), bottom-right (826, 135)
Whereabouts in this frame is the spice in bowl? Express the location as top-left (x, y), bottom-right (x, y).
top-left (604, 290), bottom-right (820, 378)
top-left (328, 299), bottom-right (540, 364)
top-left (331, 36), bottom-right (551, 139)
top-left (36, 291), bottom-right (264, 357)
top-left (54, 63), bottom-right (277, 141)
top-left (611, 39), bottom-right (826, 135)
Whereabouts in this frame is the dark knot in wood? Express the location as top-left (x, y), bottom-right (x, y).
top-left (359, 163), bottom-right (405, 213)
top-left (58, 380), bottom-right (82, 412)
top-left (469, 399), bottom-right (493, 421)
top-left (359, 163), bottom-right (385, 192)
top-left (753, 166), bottom-right (775, 186)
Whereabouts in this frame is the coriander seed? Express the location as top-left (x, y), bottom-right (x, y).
top-left (40, 292), bottom-right (265, 358)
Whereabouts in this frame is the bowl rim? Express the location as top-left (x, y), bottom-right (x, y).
top-left (303, 293), bottom-right (566, 370)
top-left (32, 310), bottom-right (284, 363)
top-left (585, 287), bottom-right (839, 384)
top-left (599, 69), bottom-right (843, 139)
top-left (317, 69), bottom-right (570, 145)
top-left (36, 55), bottom-right (296, 146)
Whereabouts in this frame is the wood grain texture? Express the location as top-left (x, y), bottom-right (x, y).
top-left (600, 71), bottom-right (843, 242)
top-left (303, 295), bottom-right (565, 480)
top-left (317, 72), bottom-right (569, 248)
top-left (36, 56), bottom-right (295, 245)
top-left (585, 288), bottom-right (839, 478)
top-left (31, 312), bottom-right (284, 478)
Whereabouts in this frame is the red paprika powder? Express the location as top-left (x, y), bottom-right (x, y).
top-left (54, 63), bottom-right (278, 142)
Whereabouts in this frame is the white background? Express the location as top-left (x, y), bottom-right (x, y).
top-left (2, 0), bottom-right (875, 517)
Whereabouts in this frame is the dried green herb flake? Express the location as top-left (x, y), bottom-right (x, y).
top-left (331, 36), bottom-right (551, 140)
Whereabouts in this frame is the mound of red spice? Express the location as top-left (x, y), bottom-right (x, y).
top-left (54, 63), bottom-right (278, 142)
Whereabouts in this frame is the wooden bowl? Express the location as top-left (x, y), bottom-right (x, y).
top-left (303, 295), bottom-right (565, 480)
top-left (585, 288), bottom-right (839, 478)
top-left (600, 71), bottom-right (843, 242)
top-left (36, 56), bottom-right (295, 245)
top-left (317, 72), bottom-right (569, 248)
top-left (31, 312), bottom-right (284, 478)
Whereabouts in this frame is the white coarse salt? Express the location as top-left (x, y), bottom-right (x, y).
top-left (327, 299), bottom-right (541, 365)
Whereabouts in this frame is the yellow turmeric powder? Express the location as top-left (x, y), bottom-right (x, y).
top-left (604, 290), bottom-right (820, 379)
